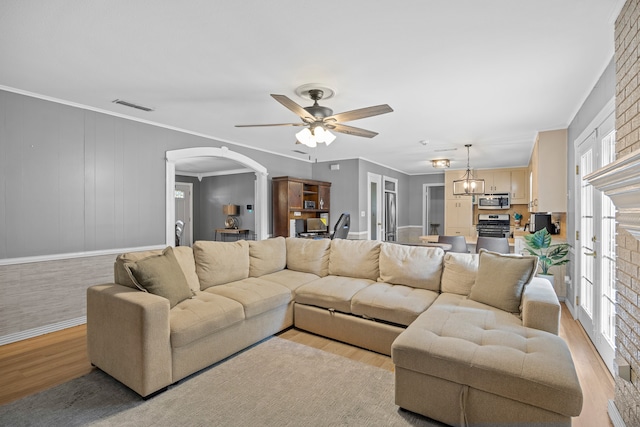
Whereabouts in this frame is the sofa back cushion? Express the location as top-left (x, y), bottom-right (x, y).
top-left (115, 247), bottom-right (201, 293)
top-left (378, 243), bottom-right (444, 291)
top-left (468, 249), bottom-right (538, 314)
top-left (193, 240), bottom-right (250, 290)
top-left (440, 252), bottom-right (479, 296)
top-left (329, 239), bottom-right (381, 281)
top-left (249, 237), bottom-right (286, 277)
top-left (286, 237), bottom-right (330, 277)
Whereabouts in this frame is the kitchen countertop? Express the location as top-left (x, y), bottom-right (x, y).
top-left (419, 235), bottom-right (516, 247)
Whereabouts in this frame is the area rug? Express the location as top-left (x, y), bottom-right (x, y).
top-left (0, 336), bottom-right (443, 426)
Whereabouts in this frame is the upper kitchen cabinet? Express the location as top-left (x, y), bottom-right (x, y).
top-left (528, 129), bottom-right (567, 213)
top-left (510, 168), bottom-right (528, 204)
top-left (475, 169), bottom-right (511, 194)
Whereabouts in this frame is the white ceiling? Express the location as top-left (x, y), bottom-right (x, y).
top-left (0, 1), bottom-right (621, 175)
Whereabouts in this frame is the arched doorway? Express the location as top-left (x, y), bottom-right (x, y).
top-left (165, 146), bottom-right (269, 245)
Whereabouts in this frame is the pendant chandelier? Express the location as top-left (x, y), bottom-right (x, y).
top-left (453, 144), bottom-right (485, 195)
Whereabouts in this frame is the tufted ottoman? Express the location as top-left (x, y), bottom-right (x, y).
top-left (391, 294), bottom-right (583, 426)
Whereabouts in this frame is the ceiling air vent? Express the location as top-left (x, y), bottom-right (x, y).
top-left (112, 99), bottom-right (154, 112)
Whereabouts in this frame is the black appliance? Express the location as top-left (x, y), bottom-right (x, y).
top-left (529, 213), bottom-right (553, 234)
top-left (476, 214), bottom-right (511, 238)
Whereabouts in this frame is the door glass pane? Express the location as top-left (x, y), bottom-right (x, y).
top-left (600, 130), bottom-right (617, 346)
top-left (580, 149), bottom-right (594, 318)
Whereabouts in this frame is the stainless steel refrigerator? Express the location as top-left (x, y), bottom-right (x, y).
top-left (385, 192), bottom-right (397, 242)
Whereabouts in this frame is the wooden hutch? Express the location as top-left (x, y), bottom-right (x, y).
top-left (272, 176), bottom-right (331, 237)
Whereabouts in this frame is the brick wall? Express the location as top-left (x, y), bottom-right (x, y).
top-left (614, 0), bottom-right (640, 425)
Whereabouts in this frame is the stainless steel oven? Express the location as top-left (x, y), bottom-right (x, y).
top-left (478, 193), bottom-right (510, 210)
top-left (476, 214), bottom-right (511, 238)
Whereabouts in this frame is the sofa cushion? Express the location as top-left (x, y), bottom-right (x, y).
top-left (173, 246), bottom-right (201, 293)
top-left (378, 243), bottom-right (444, 291)
top-left (468, 250), bottom-right (538, 314)
top-left (124, 247), bottom-right (193, 308)
top-left (249, 237), bottom-right (286, 277)
top-left (258, 269), bottom-right (320, 293)
top-left (351, 283), bottom-right (439, 326)
top-left (286, 238), bottom-right (330, 277)
top-left (440, 252), bottom-right (479, 296)
top-left (170, 292), bottom-right (245, 348)
top-left (204, 278), bottom-right (291, 318)
top-left (295, 275), bottom-right (374, 313)
top-left (329, 239), bottom-right (381, 281)
top-left (392, 293), bottom-right (583, 417)
top-left (193, 240), bottom-right (250, 290)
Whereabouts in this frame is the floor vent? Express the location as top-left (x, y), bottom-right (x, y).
top-left (112, 99), bottom-right (154, 112)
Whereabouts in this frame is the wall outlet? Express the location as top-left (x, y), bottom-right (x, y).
top-left (361, 211), bottom-right (366, 217)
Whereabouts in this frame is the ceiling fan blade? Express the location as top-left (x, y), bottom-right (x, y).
top-left (271, 94), bottom-right (317, 122)
top-left (329, 123), bottom-right (378, 138)
top-left (325, 104), bottom-right (393, 123)
top-left (235, 122), bottom-right (307, 127)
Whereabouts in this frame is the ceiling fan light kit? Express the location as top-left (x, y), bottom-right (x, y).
top-left (453, 144), bottom-right (485, 195)
top-left (235, 85), bottom-right (393, 147)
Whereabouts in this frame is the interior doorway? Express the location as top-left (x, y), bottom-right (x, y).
top-left (174, 182), bottom-right (193, 246)
top-left (165, 147), bottom-right (268, 245)
top-left (423, 184), bottom-right (445, 236)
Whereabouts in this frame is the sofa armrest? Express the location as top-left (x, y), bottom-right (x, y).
top-left (87, 283), bottom-right (172, 397)
top-left (521, 277), bottom-right (561, 335)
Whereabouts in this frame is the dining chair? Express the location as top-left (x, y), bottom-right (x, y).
top-left (475, 236), bottom-right (510, 254)
top-left (437, 235), bottom-right (469, 253)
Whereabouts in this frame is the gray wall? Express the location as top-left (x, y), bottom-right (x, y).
top-left (408, 173), bottom-right (446, 226)
top-left (0, 89), bottom-right (311, 260)
top-left (357, 159), bottom-right (411, 233)
top-left (312, 159), bottom-right (359, 231)
top-left (566, 56), bottom-right (616, 304)
top-left (199, 173), bottom-right (256, 240)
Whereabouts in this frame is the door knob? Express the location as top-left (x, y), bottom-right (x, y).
top-left (584, 251), bottom-right (597, 258)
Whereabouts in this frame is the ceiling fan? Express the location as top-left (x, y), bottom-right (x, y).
top-left (235, 88), bottom-right (393, 148)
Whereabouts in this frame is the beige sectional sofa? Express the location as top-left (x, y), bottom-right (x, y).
top-left (87, 237), bottom-right (582, 426)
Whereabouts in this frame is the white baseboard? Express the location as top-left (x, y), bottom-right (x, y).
top-left (0, 316), bottom-right (87, 346)
top-left (608, 399), bottom-right (626, 427)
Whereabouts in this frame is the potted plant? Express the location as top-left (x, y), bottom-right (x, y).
top-left (522, 228), bottom-right (570, 285)
top-left (513, 212), bottom-right (523, 227)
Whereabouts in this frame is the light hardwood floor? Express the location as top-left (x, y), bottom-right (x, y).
top-left (0, 304), bottom-right (614, 426)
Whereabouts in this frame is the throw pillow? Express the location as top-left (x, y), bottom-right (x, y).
top-left (468, 249), bottom-right (538, 313)
top-left (440, 252), bottom-right (479, 296)
top-left (124, 246), bottom-right (193, 308)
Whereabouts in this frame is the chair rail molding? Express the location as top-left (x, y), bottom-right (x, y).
top-left (584, 149), bottom-right (640, 240)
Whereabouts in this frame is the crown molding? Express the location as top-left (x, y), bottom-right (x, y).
top-left (585, 149), bottom-right (640, 240)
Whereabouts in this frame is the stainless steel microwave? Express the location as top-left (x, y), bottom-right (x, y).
top-left (478, 193), bottom-right (510, 210)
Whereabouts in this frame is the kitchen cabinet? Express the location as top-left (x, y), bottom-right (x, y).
top-left (510, 168), bottom-right (528, 204)
top-left (528, 129), bottom-right (567, 212)
top-left (445, 198), bottom-right (473, 236)
top-left (272, 176), bottom-right (331, 237)
top-left (476, 170), bottom-right (511, 193)
top-left (444, 170), bottom-right (474, 236)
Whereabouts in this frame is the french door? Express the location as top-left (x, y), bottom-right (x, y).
top-left (575, 111), bottom-right (616, 375)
